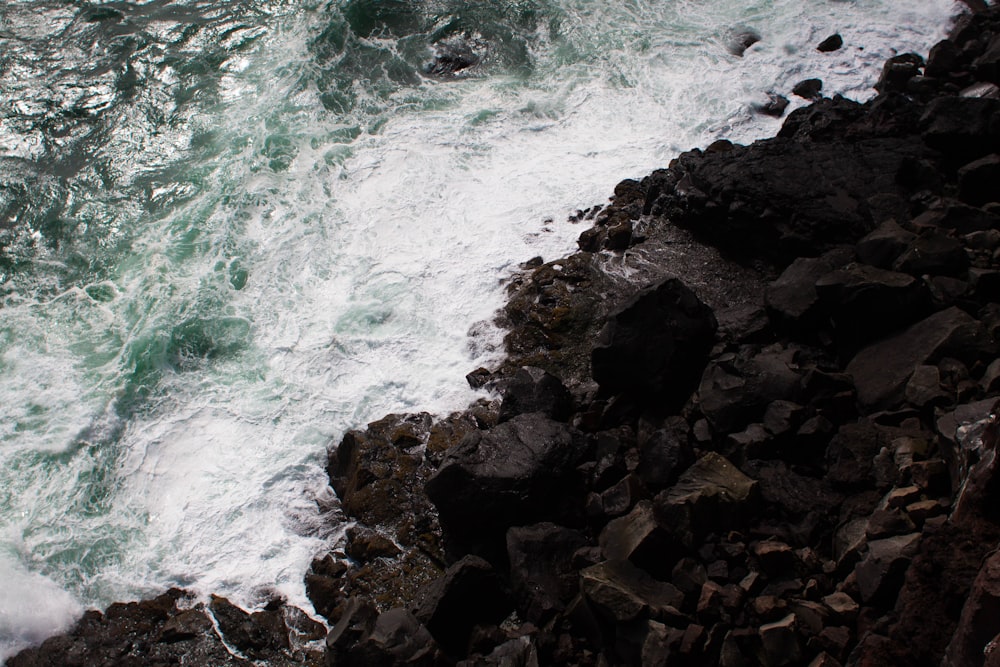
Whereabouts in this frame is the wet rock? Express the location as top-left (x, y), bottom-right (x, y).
top-left (346, 525), bottom-right (402, 563)
top-left (654, 452), bottom-right (759, 549)
top-left (506, 523), bottom-right (588, 624)
top-left (210, 595), bottom-right (290, 658)
top-left (326, 597), bottom-right (379, 664)
top-left (158, 608), bottom-right (213, 643)
top-left (426, 413), bottom-right (588, 557)
top-left (793, 78), bottom-right (824, 100)
top-left (728, 28), bottom-right (762, 56)
top-left (497, 366), bottom-right (574, 423)
top-left (591, 277), bottom-right (717, 409)
top-left (817, 34), bottom-right (843, 52)
top-left (755, 93), bottom-right (790, 118)
top-left (413, 556), bottom-right (512, 656)
top-left (876, 53), bottom-right (925, 93)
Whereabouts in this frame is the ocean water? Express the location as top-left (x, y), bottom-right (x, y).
top-left (0, 0), bottom-right (960, 659)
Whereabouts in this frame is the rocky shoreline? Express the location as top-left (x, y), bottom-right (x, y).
top-left (11, 4), bottom-right (1000, 666)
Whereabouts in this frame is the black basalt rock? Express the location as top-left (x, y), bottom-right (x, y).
top-left (591, 277), bottom-right (717, 411)
top-left (425, 413), bottom-right (589, 558)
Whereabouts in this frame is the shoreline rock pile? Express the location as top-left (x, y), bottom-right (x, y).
top-left (11, 4), bottom-right (1000, 666)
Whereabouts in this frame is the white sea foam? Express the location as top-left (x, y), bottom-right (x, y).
top-left (0, 0), bottom-right (962, 659)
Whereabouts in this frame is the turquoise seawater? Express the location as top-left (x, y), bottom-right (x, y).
top-left (0, 0), bottom-right (960, 658)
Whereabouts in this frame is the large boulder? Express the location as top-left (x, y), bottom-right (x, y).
top-left (650, 137), bottom-right (933, 266)
top-left (506, 523), bottom-right (589, 624)
top-left (654, 453), bottom-right (759, 549)
top-left (942, 549), bottom-right (1000, 667)
top-left (591, 277), bottom-right (717, 409)
top-left (845, 307), bottom-right (994, 410)
top-left (412, 556), bottom-right (512, 657)
top-left (425, 413), bottom-right (589, 556)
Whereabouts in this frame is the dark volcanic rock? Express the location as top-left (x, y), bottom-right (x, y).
top-left (728, 28), bottom-right (761, 57)
top-left (654, 452), bottom-right (759, 549)
top-left (413, 556), bottom-right (512, 657)
top-left (506, 523), bottom-right (589, 624)
top-left (591, 277), bottom-right (717, 409)
top-left (425, 413), bottom-right (588, 557)
top-left (817, 34), bottom-right (843, 52)
top-left (792, 78), bottom-right (824, 100)
top-left (655, 137), bottom-right (932, 266)
top-left (497, 366), bottom-right (574, 423)
top-left (846, 307), bottom-right (993, 410)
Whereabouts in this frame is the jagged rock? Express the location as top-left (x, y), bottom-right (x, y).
top-left (497, 366), bottom-right (574, 423)
top-left (656, 137), bottom-right (931, 266)
top-left (426, 413), bottom-right (588, 556)
top-left (904, 364), bottom-right (948, 408)
top-left (591, 277), bottom-right (717, 408)
top-left (346, 525), bottom-right (402, 563)
top-left (876, 53), bottom-right (925, 93)
top-left (892, 232), bottom-right (969, 276)
top-left (864, 508), bottom-right (917, 539)
top-left (600, 501), bottom-right (677, 579)
top-left (817, 34), bottom-right (843, 52)
top-left (458, 636), bottom-right (540, 667)
top-left (698, 345), bottom-right (803, 433)
top-left (654, 452), bottom-right (758, 548)
top-left (764, 249), bottom-right (851, 329)
top-left (793, 78), bottom-right (823, 100)
top-left (599, 473), bottom-right (645, 518)
top-left (855, 219), bottom-right (917, 269)
top-left (854, 533), bottom-right (921, 605)
top-left (672, 557), bottom-right (709, 600)
top-left (506, 523), bottom-right (588, 624)
top-left (327, 598), bottom-right (379, 664)
top-left (822, 592), bottom-right (860, 623)
top-left (808, 651), bottom-right (844, 667)
top-left (209, 595), bottom-right (290, 658)
top-left (920, 96), bottom-right (1000, 163)
top-left (941, 551), bottom-right (1000, 667)
top-left (637, 420), bottom-right (694, 491)
top-left (158, 608), bottom-right (213, 643)
top-left (913, 202), bottom-right (1000, 235)
top-left (579, 559), bottom-right (685, 624)
top-left (958, 153), bottom-right (1000, 206)
top-left (815, 263), bottom-right (929, 353)
top-left (344, 608), bottom-right (437, 666)
top-left (752, 540), bottom-right (797, 577)
top-left (846, 307), bottom-right (992, 410)
top-left (413, 556), bottom-right (512, 656)
top-left (759, 613), bottom-right (801, 666)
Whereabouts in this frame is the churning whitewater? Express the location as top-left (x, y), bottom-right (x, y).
top-left (0, 0), bottom-right (960, 658)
